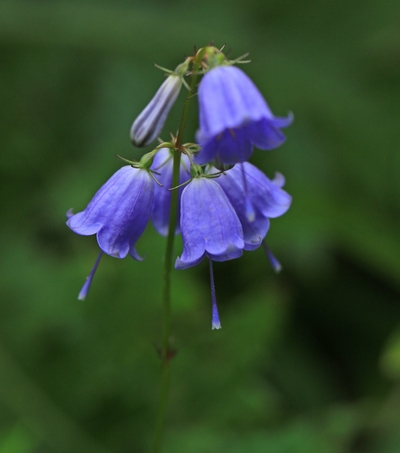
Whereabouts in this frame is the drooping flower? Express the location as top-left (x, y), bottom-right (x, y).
top-left (175, 176), bottom-right (244, 269)
top-left (67, 165), bottom-right (154, 259)
top-left (67, 165), bottom-right (154, 299)
top-left (150, 148), bottom-right (191, 236)
top-left (215, 162), bottom-right (292, 251)
top-left (195, 65), bottom-right (293, 165)
top-left (175, 174), bottom-right (245, 329)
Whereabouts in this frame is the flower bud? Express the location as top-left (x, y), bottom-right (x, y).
top-left (130, 74), bottom-right (182, 147)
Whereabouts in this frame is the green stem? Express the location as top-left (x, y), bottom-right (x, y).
top-left (152, 149), bottom-right (180, 453)
top-left (152, 54), bottom-right (202, 453)
top-left (176, 51), bottom-right (204, 148)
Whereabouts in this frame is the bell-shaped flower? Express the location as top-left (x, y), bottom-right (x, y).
top-left (150, 148), bottom-right (191, 236)
top-left (67, 165), bottom-right (154, 260)
top-left (175, 176), bottom-right (244, 270)
top-left (215, 162), bottom-right (292, 251)
top-left (195, 65), bottom-right (293, 165)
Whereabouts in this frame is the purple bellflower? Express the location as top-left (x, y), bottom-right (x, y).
top-left (150, 148), bottom-right (191, 236)
top-left (195, 65), bottom-right (293, 165)
top-left (215, 162), bottom-right (292, 251)
top-left (175, 174), bottom-right (246, 329)
top-left (67, 165), bottom-right (154, 299)
top-left (175, 176), bottom-right (244, 270)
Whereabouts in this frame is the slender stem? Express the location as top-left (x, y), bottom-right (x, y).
top-left (176, 52), bottom-right (203, 148)
top-left (152, 149), bottom-right (180, 453)
top-left (152, 54), bottom-right (202, 453)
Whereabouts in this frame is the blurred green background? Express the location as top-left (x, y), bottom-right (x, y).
top-left (1, 0), bottom-right (400, 452)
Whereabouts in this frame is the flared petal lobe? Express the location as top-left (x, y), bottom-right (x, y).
top-left (195, 65), bottom-right (292, 164)
top-left (150, 148), bottom-right (191, 236)
top-left (67, 166), bottom-right (154, 259)
top-left (130, 75), bottom-right (182, 147)
top-left (215, 163), bottom-right (292, 250)
top-left (175, 178), bottom-right (244, 269)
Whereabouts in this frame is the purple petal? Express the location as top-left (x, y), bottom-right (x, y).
top-left (215, 163), bottom-right (291, 251)
top-left (198, 66), bottom-right (271, 137)
top-left (241, 163), bottom-right (292, 218)
top-left (175, 177), bottom-right (244, 269)
top-left (272, 172), bottom-right (286, 188)
top-left (195, 65), bottom-right (292, 164)
top-left (150, 148), bottom-right (191, 236)
top-left (214, 166), bottom-right (266, 250)
top-left (247, 118), bottom-right (288, 150)
top-left (196, 127), bottom-right (253, 165)
top-left (67, 166), bottom-right (154, 259)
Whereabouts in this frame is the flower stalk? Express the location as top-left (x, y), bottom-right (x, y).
top-left (152, 51), bottom-right (202, 453)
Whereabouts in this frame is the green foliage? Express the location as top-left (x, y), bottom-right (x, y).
top-left (0, 0), bottom-right (399, 452)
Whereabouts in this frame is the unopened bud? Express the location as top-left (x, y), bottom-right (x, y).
top-left (130, 74), bottom-right (182, 147)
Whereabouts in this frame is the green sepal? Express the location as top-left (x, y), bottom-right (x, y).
top-left (190, 163), bottom-right (204, 178)
top-left (200, 46), bottom-right (227, 69)
top-left (139, 149), bottom-right (159, 169)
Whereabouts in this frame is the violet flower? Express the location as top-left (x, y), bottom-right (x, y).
top-left (175, 174), bottom-right (245, 329)
top-left (215, 162), bottom-right (292, 251)
top-left (67, 165), bottom-right (154, 299)
top-left (68, 165), bottom-right (154, 258)
top-left (150, 148), bottom-right (191, 236)
top-left (175, 176), bottom-right (244, 269)
top-left (195, 65), bottom-right (293, 165)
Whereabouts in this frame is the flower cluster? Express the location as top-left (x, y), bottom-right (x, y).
top-left (67, 46), bottom-right (292, 329)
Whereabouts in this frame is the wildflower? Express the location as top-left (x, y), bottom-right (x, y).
top-left (150, 148), bottom-right (191, 236)
top-left (175, 176), bottom-right (244, 269)
top-left (67, 165), bottom-right (154, 299)
top-left (195, 65), bottom-right (293, 165)
top-left (215, 162), bottom-right (292, 250)
top-left (67, 165), bottom-right (154, 258)
top-left (175, 174), bottom-right (244, 329)
top-left (130, 60), bottom-right (189, 147)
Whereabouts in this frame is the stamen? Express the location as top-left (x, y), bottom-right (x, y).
top-left (78, 251), bottom-right (104, 300)
top-left (240, 163), bottom-right (255, 222)
top-left (262, 241), bottom-right (282, 273)
top-left (209, 258), bottom-right (221, 329)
